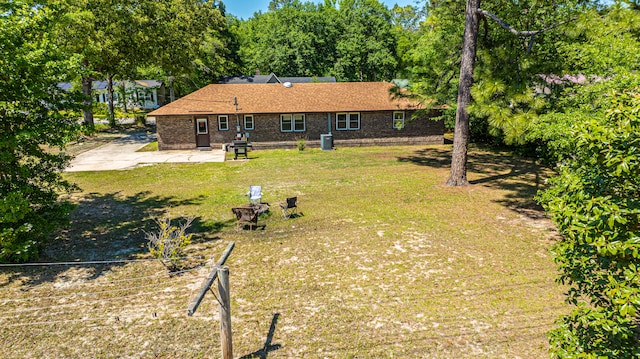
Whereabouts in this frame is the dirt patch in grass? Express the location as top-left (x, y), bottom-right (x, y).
top-left (0, 145), bottom-right (566, 358)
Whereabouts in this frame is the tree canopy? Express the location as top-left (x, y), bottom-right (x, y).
top-left (0, 1), bottom-right (81, 262)
top-left (237, 0), bottom-right (398, 81)
top-left (3, 3), bottom-right (640, 355)
top-left (54, 0), bottom-right (227, 125)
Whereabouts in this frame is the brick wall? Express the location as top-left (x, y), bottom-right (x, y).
top-left (155, 110), bottom-right (444, 150)
top-left (156, 116), bottom-right (196, 150)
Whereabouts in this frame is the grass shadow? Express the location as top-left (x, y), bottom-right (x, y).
top-left (397, 145), bottom-right (552, 220)
top-left (397, 146), bottom-right (452, 168)
top-left (466, 150), bottom-right (550, 219)
top-left (0, 191), bottom-right (226, 288)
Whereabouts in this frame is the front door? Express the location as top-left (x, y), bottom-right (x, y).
top-left (195, 118), bottom-right (210, 147)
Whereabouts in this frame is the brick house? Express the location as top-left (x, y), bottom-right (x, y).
top-left (147, 82), bottom-right (444, 150)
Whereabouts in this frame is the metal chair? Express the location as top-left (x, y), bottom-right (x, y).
top-left (279, 197), bottom-right (297, 219)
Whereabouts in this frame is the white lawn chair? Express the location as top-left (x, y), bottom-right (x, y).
top-left (248, 185), bottom-right (262, 205)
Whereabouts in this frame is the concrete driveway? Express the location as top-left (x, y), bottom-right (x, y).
top-left (66, 132), bottom-right (226, 172)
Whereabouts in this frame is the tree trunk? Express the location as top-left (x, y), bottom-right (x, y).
top-left (120, 82), bottom-right (128, 113)
top-left (168, 76), bottom-right (175, 102)
top-left (81, 76), bottom-right (95, 129)
top-left (446, 0), bottom-right (481, 186)
top-left (107, 75), bottom-right (116, 127)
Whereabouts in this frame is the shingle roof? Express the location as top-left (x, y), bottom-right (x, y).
top-left (57, 82), bottom-right (73, 91)
top-left (92, 80), bottom-right (109, 90)
top-left (218, 75), bottom-right (276, 84)
top-left (277, 76), bottom-right (336, 83)
top-left (134, 80), bottom-right (163, 88)
top-left (218, 73), bottom-right (336, 84)
top-left (148, 82), bottom-right (421, 116)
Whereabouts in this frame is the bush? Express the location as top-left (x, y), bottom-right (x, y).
top-left (146, 215), bottom-right (194, 270)
top-left (0, 191), bottom-right (73, 263)
top-left (538, 90), bottom-right (640, 358)
top-left (297, 138), bottom-right (306, 151)
top-left (134, 114), bottom-right (146, 126)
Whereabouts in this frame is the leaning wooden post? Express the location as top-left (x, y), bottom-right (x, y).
top-left (187, 241), bottom-right (235, 316)
top-left (218, 266), bottom-right (233, 359)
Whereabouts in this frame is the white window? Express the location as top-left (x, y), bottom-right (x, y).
top-left (244, 115), bottom-right (254, 130)
top-left (393, 111), bottom-right (405, 129)
top-left (218, 115), bottom-right (229, 131)
top-left (196, 118), bottom-right (208, 134)
top-left (280, 114), bottom-right (305, 132)
top-left (336, 113), bottom-right (360, 130)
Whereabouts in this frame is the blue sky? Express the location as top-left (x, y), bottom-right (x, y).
top-left (224, 0), bottom-right (422, 19)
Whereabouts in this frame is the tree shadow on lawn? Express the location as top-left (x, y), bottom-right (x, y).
top-left (0, 191), bottom-right (229, 288)
top-left (397, 146), bottom-right (552, 219)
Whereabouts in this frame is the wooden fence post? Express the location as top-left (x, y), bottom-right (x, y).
top-left (218, 266), bottom-right (233, 359)
top-left (187, 242), bottom-right (235, 316)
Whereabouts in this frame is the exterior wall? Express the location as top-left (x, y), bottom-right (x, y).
top-left (229, 111), bottom-right (444, 144)
top-left (157, 116), bottom-right (197, 150)
top-left (155, 110), bottom-right (444, 150)
top-left (330, 110), bottom-right (443, 141)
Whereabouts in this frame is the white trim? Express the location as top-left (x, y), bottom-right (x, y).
top-left (393, 111), bottom-right (405, 129)
top-left (218, 115), bottom-right (229, 131)
top-left (196, 118), bottom-right (208, 134)
top-left (244, 115), bottom-right (254, 130)
top-left (336, 112), bottom-right (360, 130)
top-left (280, 114), bottom-right (305, 132)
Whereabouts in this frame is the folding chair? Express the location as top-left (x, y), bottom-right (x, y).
top-left (248, 185), bottom-right (262, 205)
top-left (279, 197), bottom-right (297, 219)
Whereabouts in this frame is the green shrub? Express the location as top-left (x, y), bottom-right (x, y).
top-left (538, 90), bottom-right (640, 358)
top-left (135, 114), bottom-right (146, 126)
top-left (91, 102), bottom-right (108, 117)
top-left (297, 138), bottom-right (306, 151)
top-left (0, 191), bottom-right (72, 263)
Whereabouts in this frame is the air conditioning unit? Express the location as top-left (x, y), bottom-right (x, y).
top-left (320, 134), bottom-right (333, 150)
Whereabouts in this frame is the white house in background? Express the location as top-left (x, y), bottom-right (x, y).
top-left (59, 80), bottom-right (167, 110)
top-left (93, 80), bottom-right (167, 110)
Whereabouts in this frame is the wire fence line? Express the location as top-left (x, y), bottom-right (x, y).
top-left (0, 308), bottom-right (188, 328)
top-left (0, 255), bottom-right (206, 268)
top-left (1, 281), bottom-right (563, 331)
top-left (0, 265), bottom-right (212, 329)
top-left (0, 268), bottom-right (207, 303)
top-left (1, 270), bottom-right (558, 317)
top-left (0, 281), bottom-right (194, 317)
top-left (0, 248), bottom-right (563, 359)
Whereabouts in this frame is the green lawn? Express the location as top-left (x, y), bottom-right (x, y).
top-left (0, 145), bottom-right (566, 358)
